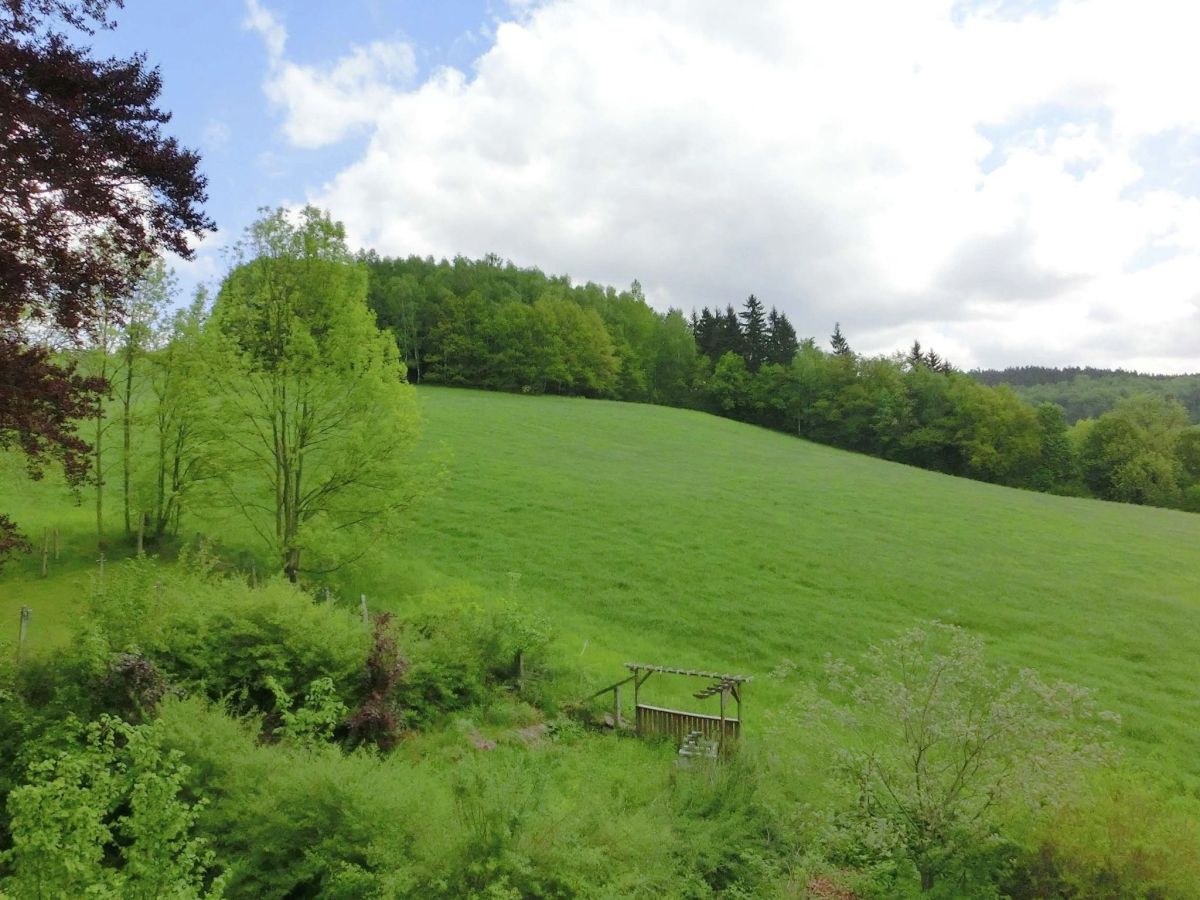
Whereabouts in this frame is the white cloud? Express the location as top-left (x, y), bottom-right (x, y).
top-left (263, 41), bottom-right (417, 148)
top-left (243, 0), bottom-right (285, 59)
top-left (248, 0), bottom-right (1200, 372)
top-left (243, 0), bottom-right (417, 148)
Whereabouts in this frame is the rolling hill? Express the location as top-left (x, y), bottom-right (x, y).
top-left (3, 385), bottom-right (1200, 783)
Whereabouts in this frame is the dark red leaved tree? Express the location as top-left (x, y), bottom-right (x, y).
top-left (0, 0), bottom-right (213, 561)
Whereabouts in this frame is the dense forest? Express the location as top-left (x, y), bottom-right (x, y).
top-left (364, 253), bottom-right (1200, 513)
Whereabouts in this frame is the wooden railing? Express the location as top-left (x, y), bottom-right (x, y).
top-left (635, 704), bottom-right (740, 745)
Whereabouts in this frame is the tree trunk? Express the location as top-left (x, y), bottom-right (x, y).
top-left (919, 865), bottom-right (935, 892)
top-left (122, 344), bottom-right (134, 538)
top-left (94, 351), bottom-right (107, 550)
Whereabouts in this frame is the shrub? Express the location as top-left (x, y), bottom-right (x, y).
top-left (786, 622), bottom-right (1118, 895)
top-left (1003, 769), bottom-right (1200, 899)
top-left (395, 600), bottom-right (552, 726)
top-left (0, 714), bottom-right (222, 898)
top-left (84, 556), bottom-right (368, 719)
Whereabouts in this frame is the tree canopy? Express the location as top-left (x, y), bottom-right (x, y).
top-left (207, 208), bottom-right (424, 582)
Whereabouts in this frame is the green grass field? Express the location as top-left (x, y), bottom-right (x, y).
top-left (4, 386), bottom-right (1200, 783)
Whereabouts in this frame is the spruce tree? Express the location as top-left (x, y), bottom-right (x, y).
top-left (716, 305), bottom-right (743, 359)
top-left (693, 307), bottom-right (718, 360)
top-left (907, 340), bottom-right (924, 370)
top-left (830, 322), bottom-right (852, 357)
top-left (739, 294), bottom-right (768, 371)
top-left (766, 308), bottom-right (799, 366)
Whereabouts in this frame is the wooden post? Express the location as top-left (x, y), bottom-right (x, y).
top-left (613, 683), bottom-right (622, 728)
top-left (53, 528), bottom-right (60, 560)
top-left (16, 607), bottom-right (30, 665)
top-left (40, 529), bottom-right (49, 577)
top-left (136, 513), bottom-right (145, 557)
top-left (360, 594), bottom-right (369, 626)
top-left (719, 685), bottom-right (727, 755)
top-left (516, 650), bottom-right (525, 691)
top-left (250, 563), bottom-right (257, 589)
top-left (97, 553), bottom-right (105, 585)
top-left (323, 586), bottom-right (331, 604)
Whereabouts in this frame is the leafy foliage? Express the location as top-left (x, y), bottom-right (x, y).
top-left (207, 208), bottom-right (427, 581)
top-left (1, 714), bottom-right (222, 898)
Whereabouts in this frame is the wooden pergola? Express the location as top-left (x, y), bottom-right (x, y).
top-left (590, 662), bottom-right (751, 755)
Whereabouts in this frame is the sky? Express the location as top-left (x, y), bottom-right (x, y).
top-left (91, 0), bottom-right (1200, 373)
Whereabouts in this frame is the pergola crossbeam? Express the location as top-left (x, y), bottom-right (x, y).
top-left (624, 663), bottom-right (751, 683)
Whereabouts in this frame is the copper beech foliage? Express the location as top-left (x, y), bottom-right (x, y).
top-left (0, 0), bottom-right (212, 557)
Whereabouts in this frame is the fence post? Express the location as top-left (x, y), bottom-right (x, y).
top-left (40, 529), bottom-right (49, 577)
top-left (16, 607), bottom-right (30, 665)
top-left (53, 527), bottom-right (60, 560)
top-left (360, 594), bottom-right (369, 626)
top-left (613, 683), bottom-right (622, 728)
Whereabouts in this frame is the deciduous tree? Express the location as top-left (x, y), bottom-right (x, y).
top-left (205, 207), bottom-right (425, 582)
top-left (793, 623), bottom-right (1115, 894)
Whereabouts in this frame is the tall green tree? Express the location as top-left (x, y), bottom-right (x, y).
top-left (765, 307), bottom-right (798, 366)
top-left (142, 290), bottom-right (213, 540)
top-left (830, 322), bottom-right (852, 357)
top-left (738, 294), bottom-right (768, 371)
top-left (118, 258), bottom-right (175, 543)
top-left (205, 207), bottom-right (425, 582)
top-left (1077, 395), bottom-right (1187, 506)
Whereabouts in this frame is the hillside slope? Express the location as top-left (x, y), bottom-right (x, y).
top-left (398, 387), bottom-right (1200, 776)
top-left (3, 386), bottom-right (1199, 780)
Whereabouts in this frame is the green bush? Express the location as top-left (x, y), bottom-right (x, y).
top-left (84, 556), bottom-right (368, 718)
top-left (1003, 769), bottom-right (1200, 899)
top-left (155, 695), bottom-right (790, 898)
top-left (0, 714), bottom-right (222, 898)
top-left (395, 600), bottom-right (552, 726)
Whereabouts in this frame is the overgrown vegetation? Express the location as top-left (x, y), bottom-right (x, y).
top-left (8, 551), bottom-right (1193, 897)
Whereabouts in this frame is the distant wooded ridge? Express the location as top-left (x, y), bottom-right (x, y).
top-left (970, 367), bottom-right (1200, 424)
top-left (973, 365), bottom-right (1200, 386)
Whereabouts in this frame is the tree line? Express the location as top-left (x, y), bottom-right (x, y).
top-left (362, 254), bottom-right (1200, 513)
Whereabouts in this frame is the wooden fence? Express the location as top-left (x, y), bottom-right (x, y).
top-left (635, 704), bottom-right (740, 745)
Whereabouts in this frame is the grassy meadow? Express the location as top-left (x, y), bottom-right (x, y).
top-left (3, 384), bottom-right (1200, 785)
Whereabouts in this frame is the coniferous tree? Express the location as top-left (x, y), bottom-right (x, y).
top-left (692, 307), bottom-right (718, 360)
top-left (926, 348), bottom-right (943, 371)
top-left (739, 294), bottom-right (768, 371)
top-left (907, 340), bottom-right (924, 370)
top-left (766, 308), bottom-right (799, 366)
top-left (830, 322), bottom-right (852, 357)
top-left (715, 305), bottom-right (743, 360)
